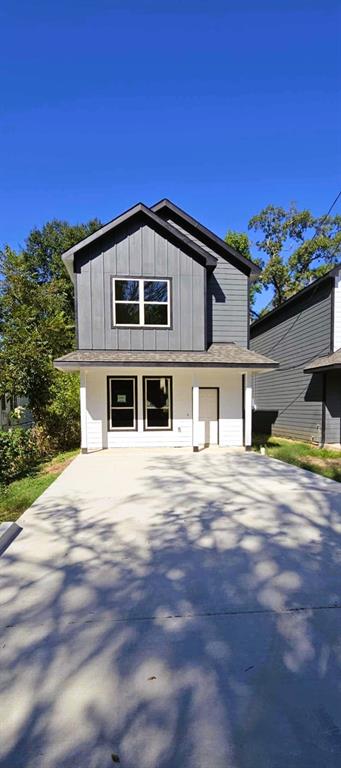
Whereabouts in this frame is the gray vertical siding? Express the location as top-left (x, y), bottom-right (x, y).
top-left (207, 258), bottom-right (248, 347)
top-left (325, 371), bottom-right (341, 444)
top-left (163, 217), bottom-right (249, 348)
top-left (76, 221), bottom-right (206, 351)
top-left (250, 281), bottom-right (333, 442)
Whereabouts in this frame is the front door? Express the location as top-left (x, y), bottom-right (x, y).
top-left (199, 388), bottom-right (218, 446)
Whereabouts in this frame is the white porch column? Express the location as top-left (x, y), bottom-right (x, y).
top-left (80, 369), bottom-right (88, 453)
top-left (192, 384), bottom-right (200, 452)
top-left (244, 373), bottom-right (252, 448)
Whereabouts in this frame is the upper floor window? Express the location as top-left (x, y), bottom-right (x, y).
top-left (113, 278), bottom-right (170, 327)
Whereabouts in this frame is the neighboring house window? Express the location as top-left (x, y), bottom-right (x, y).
top-left (108, 377), bottom-right (137, 430)
top-left (143, 377), bottom-right (172, 430)
top-left (113, 278), bottom-right (170, 327)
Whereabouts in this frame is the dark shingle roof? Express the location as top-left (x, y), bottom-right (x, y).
top-left (61, 203), bottom-right (217, 280)
top-left (304, 348), bottom-right (341, 372)
top-left (151, 198), bottom-right (261, 277)
top-left (61, 199), bottom-right (262, 282)
top-left (54, 343), bottom-right (278, 370)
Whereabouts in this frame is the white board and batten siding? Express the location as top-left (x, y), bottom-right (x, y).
top-left (334, 269), bottom-right (341, 351)
top-left (83, 367), bottom-right (244, 450)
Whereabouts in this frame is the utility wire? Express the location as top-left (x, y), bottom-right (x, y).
top-left (277, 345), bottom-right (331, 372)
top-left (256, 190), bottom-right (341, 357)
top-left (258, 279), bottom-right (328, 356)
top-left (313, 190), bottom-right (341, 235)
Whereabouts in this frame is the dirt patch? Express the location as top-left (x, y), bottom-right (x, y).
top-left (41, 457), bottom-right (74, 476)
top-left (302, 456), bottom-right (341, 471)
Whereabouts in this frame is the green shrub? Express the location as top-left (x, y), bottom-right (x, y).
top-left (0, 427), bottom-right (41, 485)
top-left (42, 372), bottom-right (80, 450)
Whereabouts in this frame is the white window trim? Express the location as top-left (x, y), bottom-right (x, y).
top-left (113, 278), bottom-right (170, 328)
top-left (108, 376), bottom-right (137, 431)
top-left (143, 376), bottom-right (173, 431)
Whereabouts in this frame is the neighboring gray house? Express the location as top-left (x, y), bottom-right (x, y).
top-left (54, 199), bottom-right (277, 451)
top-left (250, 264), bottom-right (341, 446)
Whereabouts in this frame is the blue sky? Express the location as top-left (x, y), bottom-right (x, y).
top-left (0, 1), bottom-right (340, 310)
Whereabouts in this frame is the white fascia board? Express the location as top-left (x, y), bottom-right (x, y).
top-left (62, 253), bottom-right (75, 284)
top-left (334, 269), bottom-right (341, 351)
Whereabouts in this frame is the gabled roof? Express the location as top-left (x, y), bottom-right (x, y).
top-left (251, 262), bottom-right (341, 333)
top-left (54, 343), bottom-right (278, 371)
top-left (304, 347), bottom-right (341, 373)
top-left (151, 198), bottom-right (261, 277)
top-left (61, 202), bottom-right (217, 282)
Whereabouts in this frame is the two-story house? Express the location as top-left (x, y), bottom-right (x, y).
top-left (54, 200), bottom-right (277, 452)
top-left (250, 264), bottom-right (341, 446)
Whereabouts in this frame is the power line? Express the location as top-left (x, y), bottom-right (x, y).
top-left (256, 189), bottom-right (341, 356)
top-left (301, 189), bottom-right (341, 247)
top-left (278, 345), bottom-right (331, 372)
top-left (316, 189), bottom-right (341, 230)
top-left (267, 189), bottom-right (341, 259)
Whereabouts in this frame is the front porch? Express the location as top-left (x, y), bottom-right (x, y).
top-left (79, 366), bottom-right (253, 452)
top-left (54, 342), bottom-right (278, 452)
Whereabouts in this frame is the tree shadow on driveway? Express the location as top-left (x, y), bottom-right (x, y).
top-left (0, 451), bottom-right (340, 768)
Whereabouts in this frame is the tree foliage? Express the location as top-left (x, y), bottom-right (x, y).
top-left (248, 203), bottom-right (341, 309)
top-left (22, 218), bottom-right (101, 314)
top-left (0, 219), bottom-right (101, 434)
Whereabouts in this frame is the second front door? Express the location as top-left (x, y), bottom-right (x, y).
top-left (199, 388), bottom-right (218, 446)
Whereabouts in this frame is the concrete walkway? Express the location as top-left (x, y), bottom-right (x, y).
top-left (0, 449), bottom-right (340, 768)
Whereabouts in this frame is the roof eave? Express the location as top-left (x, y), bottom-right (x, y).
top-left (61, 203), bottom-right (145, 263)
top-left (251, 263), bottom-right (341, 333)
top-left (63, 253), bottom-right (76, 284)
top-left (151, 198), bottom-right (261, 277)
top-left (304, 363), bottom-right (341, 373)
top-left (61, 202), bottom-right (217, 279)
top-left (54, 358), bottom-right (278, 372)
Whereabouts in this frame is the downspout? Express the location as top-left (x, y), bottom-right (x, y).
top-left (242, 373), bottom-right (245, 446)
top-left (321, 372), bottom-right (327, 447)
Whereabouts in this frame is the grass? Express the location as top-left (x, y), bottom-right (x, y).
top-left (0, 448), bottom-right (79, 524)
top-left (253, 435), bottom-right (341, 483)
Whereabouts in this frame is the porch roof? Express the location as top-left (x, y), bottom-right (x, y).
top-left (54, 343), bottom-right (278, 371)
top-left (304, 347), bottom-right (341, 373)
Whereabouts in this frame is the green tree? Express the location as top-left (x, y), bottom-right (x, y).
top-left (248, 203), bottom-right (341, 308)
top-left (22, 218), bottom-right (101, 315)
top-left (0, 218), bottom-right (101, 431)
top-left (225, 229), bottom-right (262, 317)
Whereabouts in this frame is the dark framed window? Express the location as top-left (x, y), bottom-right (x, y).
top-left (107, 376), bottom-right (138, 431)
top-left (143, 376), bottom-right (173, 431)
top-left (113, 278), bottom-right (170, 327)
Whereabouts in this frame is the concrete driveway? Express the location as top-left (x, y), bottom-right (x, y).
top-left (0, 449), bottom-right (340, 768)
